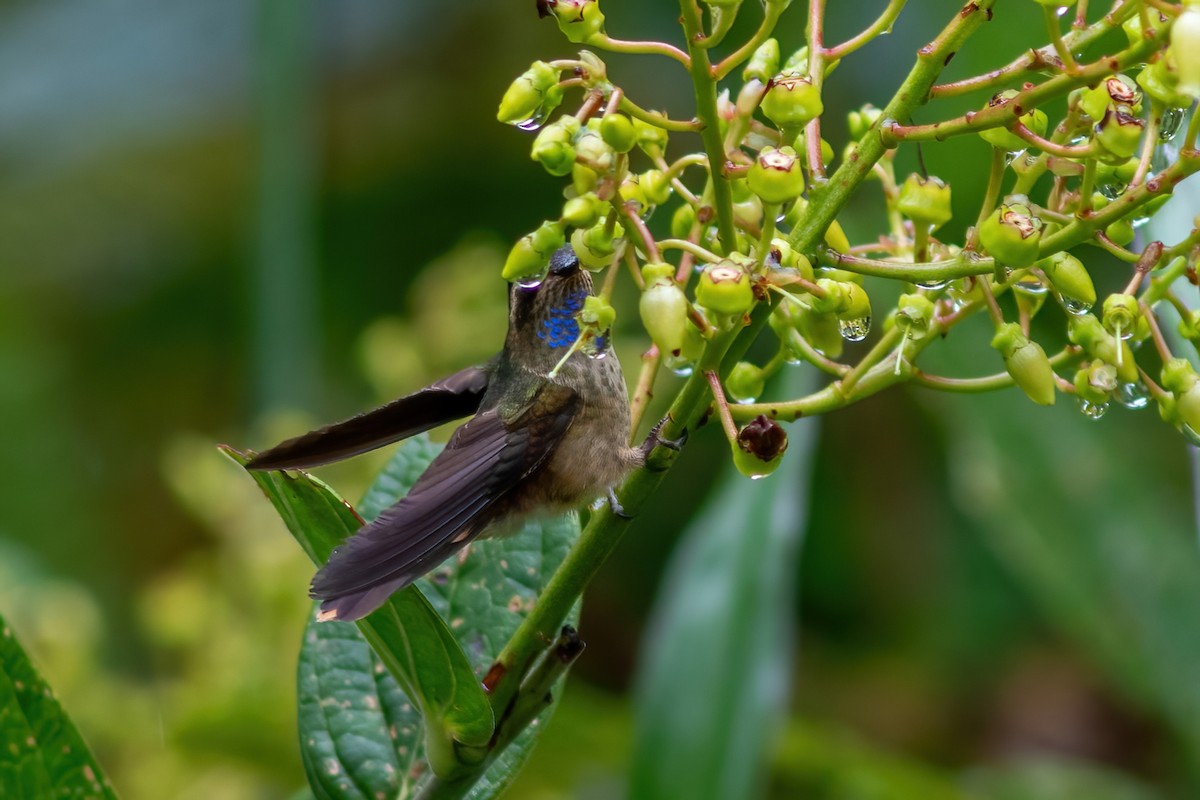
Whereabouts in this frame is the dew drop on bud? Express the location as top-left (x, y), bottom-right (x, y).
top-left (1160, 108), bottom-right (1185, 143)
top-left (1078, 399), bottom-right (1109, 420)
top-left (838, 316), bottom-right (871, 342)
top-left (664, 355), bottom-right (694, 376)
top-left (1116, 381), bottom-right (1150, 410)
top-left (516, 114), bottom-right (548, 132)
top-left (1063, 297), bottom-right (1093, 316)
top-left (1099, 181), bottom-right (1126, 200)
top-left (1014, 275), bottom-right (1048, 296)
top-left (1180, 423), bottom-right (1200, 448)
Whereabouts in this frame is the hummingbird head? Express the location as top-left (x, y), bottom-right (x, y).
top-left (507, 245), bottom-right (594, 353)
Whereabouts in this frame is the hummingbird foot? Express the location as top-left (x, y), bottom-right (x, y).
top-left (607, 488), bottom-right (633, 519)
top-left (639, 416), bottom-right (688, 471)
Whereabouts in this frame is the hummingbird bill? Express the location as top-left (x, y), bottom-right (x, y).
top-left (247, 246), bottom-right (651, 622)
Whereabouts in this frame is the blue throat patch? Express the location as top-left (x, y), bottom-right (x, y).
top-left (537, 290), bottom-right (586, 349)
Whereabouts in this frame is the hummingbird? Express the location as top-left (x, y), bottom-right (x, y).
top-left (248, 245), bottom-right (658, 621)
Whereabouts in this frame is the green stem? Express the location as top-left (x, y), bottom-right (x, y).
top-left (789, 0), bottom-right (998, 254)
top-left (714, 0), bottom-right (788, 80)
top-left (588, 34), bottom-right (690, 67)
top-left (823, 0), bottom-right (907, 60)
top-left (680, 0), bottom-right (738, 252)
top-left (882, 30), bottom-right (1165, 146)
top-left (617, 96), bottom-right (702, 133)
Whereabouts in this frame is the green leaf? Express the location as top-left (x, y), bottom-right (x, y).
top-left (629, 390), bottom-right (818, 800)
top-left (224, 444), bottom-right (494, 775)
top-left (228, 436), bottom-right (581, 799)
top-left (0, 612), bottom-right (118, 800)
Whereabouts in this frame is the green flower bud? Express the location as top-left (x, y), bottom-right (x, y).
top-left (796, 305), bottom-right (844, 357)
top-left (896, 293), bottom-right (935, 341)
top-left (1176, 382), bottom-right (1200, 434)
top-left (1037, 251), bottom-right (1096, 307)
top-left (1094, 106), bottom-right (1145, 162)
top-left (743, 38), bottom-right (780, 83)
top-left (1178, 310), bottom-right (1200, 342)
top-left (1074, 360), bottom-right (1118, 405)
top-left (979, 90), bottom-right (1048, 151)
top-left (1068, 314), bottom-right (1138, 383)
top-left (639, 169), bottom-right (672, 206)
top-left (747, 146), bottom-right (805, 204)
top-left (1102, 293), bottom-right (1140, 337)
top-left (574, 129), bottom-right (616, 173)
top-left (531, 116), bottom-right (581, 176)
top-left (571, 221), bottom-right (621, 270)
top-left (572, 163), bottom-right (598, 195)
top-left (562, 193), bottom-right (603, 228)
top-left (847, 104), bottom-right (883, 140)
top-left (786, 197), bottom-right (850, 252)
top-left (732, 415), bottom-right (788, 479)
top-left (732, 193), bottom-right (764, 229)
top-left (980, 201), bottom-right (1044, 267)
top-left (697, 260), bottom-right (755, 316)
top-left (600, 113), bottom-right (637, 153)
top-left (502, 236), bottom-right (545, 281)
top-left (761, 72), bottom-right (824, 129)
top-left (1162, 357), bottom-right (1200, 394)
top-left (530, 219), bottom-right (566, 256)
top-left (1136, 58), bottom-right (1193, 109)
top-left (632, 117), bottom-right (669, 159)
top-left (1079, 74), bottom-right (1142, 121)
top-left (545, 0), bottom-right (606, 44)
top-left (1170, 9), bottom-right (1200, 97)
top-left (726, 361), bottom-right (766, 403)
top-left (896, 174), bottom-right (953, 230)
top-left (671, 203), bottom-right (697, 239)
top-left (498, 61), bottom-right (562, 125)
top-left (992, 323), bottom-right (1056, 405)
top-left (1123, 10), bottom-right (1170, 46)
top-left (796, 133), bottom-right (836, 166)
top-left (640, 267), bottom-right (689, 356)
top-left (581, 294), bottom-right (616, 331)
top-left (1106, 217), bottom-right (1135, 246)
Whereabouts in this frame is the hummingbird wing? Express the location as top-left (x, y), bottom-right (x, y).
top-left (310, 381), bottom-right (579, 621)
top-left (246, 364), bottom-right (492, 471)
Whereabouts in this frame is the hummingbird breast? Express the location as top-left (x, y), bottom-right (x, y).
top-left (508, 353), bottom-right (635, 516)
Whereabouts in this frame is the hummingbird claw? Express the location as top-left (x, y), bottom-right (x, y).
top-left (607, 488), bottom-right (632, 519)
top-left (640, 416), bottom-right (687, 470)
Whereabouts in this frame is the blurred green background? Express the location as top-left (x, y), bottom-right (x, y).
top-left (2, 1), bottom-right (1199, 798)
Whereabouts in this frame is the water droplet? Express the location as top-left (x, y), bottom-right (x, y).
top-left (838, 316), bottom-right (871, 342)
top-left (916, 278), bottom-right (949, 291)
top-left (747, 472), bottom-right (770, 481)
top-left (730, 391), bottom-right (758, 403)
top-left (582, 334), bottom-right (609, 359)
top-left (1064, 297), bottom-right (1093, 316)
top-left (1160, 107), bottom-right (1185, 142)
top-left (1055, 5), bottom-right (1070, 17)
top-left (1014, 275), bottom-right (1048, 295)
top-left (1079, 399), bottom-right (1109, 420)
top-left (516, 274), bottom-right (545, 290)
top-left (1099, 181), bottom-right (1126, 200)
top-left (1180, 423), bottom-right (1200, 447)
top-left (516, 116), bottom-right (545, 131)
top-left (1116, 381), bottom-right (1149, 410)
top-left (664, 355), bottom-right (694, 376)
